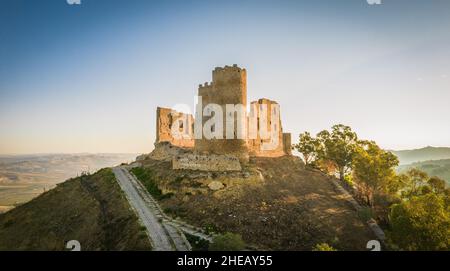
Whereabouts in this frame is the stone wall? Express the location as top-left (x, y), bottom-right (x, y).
top-left (247, 98), bottom-right (287, 157)
top-left (172, 154), bottom-right (242, 171)
top-left (142, 142), bottom-right (190, 162)
top-left (282, 133), bottom-right (292, 155)
top-left (156, 107), bottom-right (194, 148)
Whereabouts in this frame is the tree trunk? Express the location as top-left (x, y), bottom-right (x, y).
top-left (339, 168), bottom-right (345, 182)
top-left (303, 154), bottom-right (309, 166)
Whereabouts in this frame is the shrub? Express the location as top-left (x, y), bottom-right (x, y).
top-left (203, 223), bottom-right (219, 234)
top-left (163, 206), bottom-right (186, 217)
top-left (185, 233), bottom-right (210, 251)
top-left (343, 174), bottom-right (354, 187)
top-left (130, 167), bottom-right (167, 200)
top-left (209, 233), bottom-right (246, 251)
top-left (139, 225), bottom-right (147, 232)
top-left (312, 243), bottom-right (337, 251)
top-left (357, 206), bottom-right (373, 222)
top-left (138, 232), bottom-right (148, 239)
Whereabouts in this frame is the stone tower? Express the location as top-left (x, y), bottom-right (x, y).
top-left (195, 64), bottom-right (249, 161)
top-left (247, 98), bottom-right (285, 157)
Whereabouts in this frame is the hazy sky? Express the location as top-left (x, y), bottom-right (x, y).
top-left (1, 0), bottom-right (449, 154)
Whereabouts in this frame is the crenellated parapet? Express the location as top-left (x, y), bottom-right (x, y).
top-left (212, 64), bottom-right (246, 74)
top-left (198, 81), bottom-right (213, 97)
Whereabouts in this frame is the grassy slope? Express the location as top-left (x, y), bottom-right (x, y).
top-left (0, 168), bottom-right (151, 251)
top-left (139, 156), bottom-right (375, 251)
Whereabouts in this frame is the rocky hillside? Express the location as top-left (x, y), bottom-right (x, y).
top-left (135, 154), bottom-right (376, 251)
top-left (0, 168), bottom-right (151, 251)
top-left (0, 146), bottom-right (377, 251)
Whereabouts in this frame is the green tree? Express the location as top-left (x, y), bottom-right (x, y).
top-left (316, 124), bottom-right (358, 181)
top-left (396, 169), bottom-right (446, 200)
top-left (428, 176), bottom-right (447, 194)
top-left (389, 193), bottom-right (450, 250)
top-left (352, 140), bottom-right (399, 206)
top-left (293, 132), bottom-right (319, 166)
top-left (400, 169), bottom-right (429, 198)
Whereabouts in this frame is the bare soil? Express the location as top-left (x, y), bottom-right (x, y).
top-left (140, 156), bottom-right (375, 250)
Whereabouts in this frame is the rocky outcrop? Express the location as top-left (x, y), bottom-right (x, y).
top-left (207, 181), bottom-right (225, 190)
top-left (138, 142), bottom-right (190, 162)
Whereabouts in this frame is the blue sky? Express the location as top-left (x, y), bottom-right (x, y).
top-left (0, 0), bottom-right (449, 154)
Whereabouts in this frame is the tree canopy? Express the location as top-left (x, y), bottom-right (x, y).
top-left (294, 124), bottom-right (450, 251)
top-left (389, 193), bottom-right (449, 250)
top-left (352, 140), bottom-right (399, 206)
top-left (294, 124), bottom-right (358, 181)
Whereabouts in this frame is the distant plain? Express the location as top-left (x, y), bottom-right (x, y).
top-left (0, 153), bottom-right (138, 213)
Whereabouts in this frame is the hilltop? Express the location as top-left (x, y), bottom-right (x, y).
top-left (134, 152), bottom-right (376, 250)
top-left (392, 147), bottom-right (450, 185)
top-left (0, 168), bottom-right (151, 250)
top-left (398, 159), bottom-right (450, 185)
top-left (0, 149), bottom-right (377, 251)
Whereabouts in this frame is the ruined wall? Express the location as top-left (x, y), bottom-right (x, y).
top-left (195, 65), bottom-right (249, 162)
top-left (156, 107), bottom-right (194, 148)
top-left (247, 99), bottom-right (288, 157)
top-left (282, 133), bottom-right (292, 155)
top-left (172, 154), bottom-right (242, 171)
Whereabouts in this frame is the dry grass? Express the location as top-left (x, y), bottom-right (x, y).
top-left (0, 168), bottom-right (151, 251)
top-left (141, 156), bottom-right (375, 250)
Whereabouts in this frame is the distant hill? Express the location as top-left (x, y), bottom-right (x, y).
top-left (0, 153), bottom-right (139, 213)
top-left (391, 146), bottom-right (450, 165)
top-left (398, 159), bottom-right (450, 185)
top-left (0, 168), bottom-right (151, 250)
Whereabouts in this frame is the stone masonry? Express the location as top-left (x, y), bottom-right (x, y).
top-left (154, 65), bottom-right (292, 171)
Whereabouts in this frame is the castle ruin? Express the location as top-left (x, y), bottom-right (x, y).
top-left (154, 65), bottom-right (291, 171)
